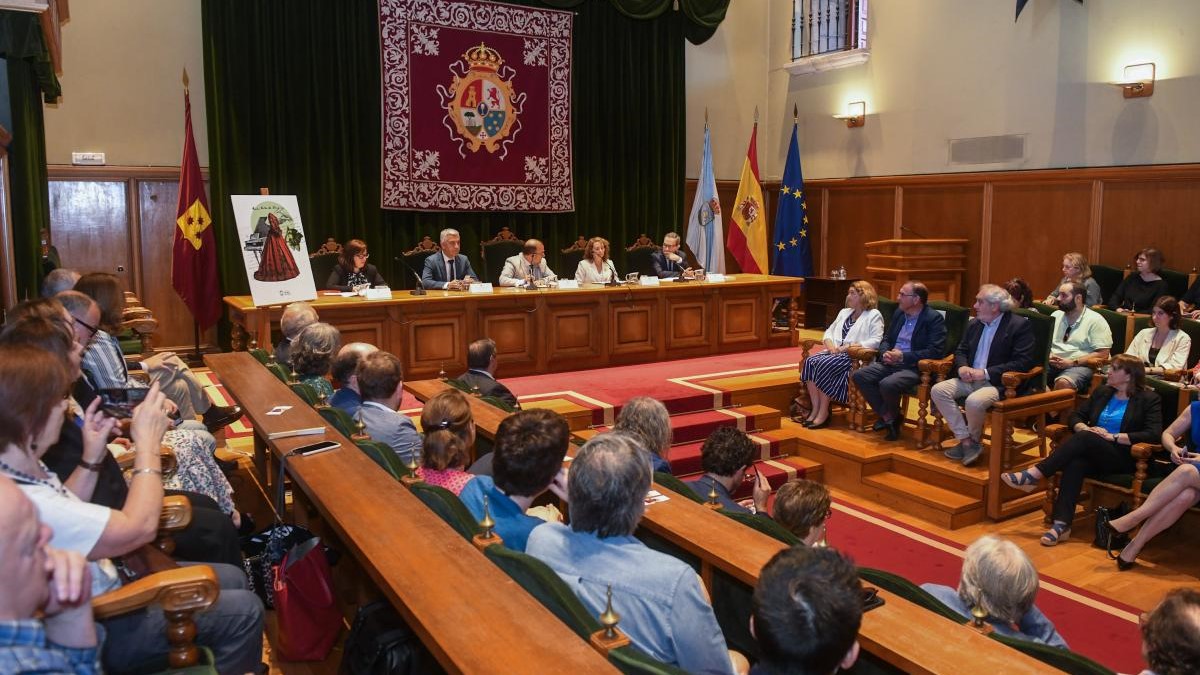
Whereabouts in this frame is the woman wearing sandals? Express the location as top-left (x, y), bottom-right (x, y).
top-left (1101, 401), bottom-right (1200, 570)
top-left (798, 280), bottom-right (885, 429)
top-left (1002, 354), bottom-right (1162, 546)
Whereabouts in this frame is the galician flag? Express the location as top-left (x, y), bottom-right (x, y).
top-left (171, 73), bottom-right (222, 329)
top-left (726, 116), bottom-right (768, 274)
top-left (684, 122), bottom-right (724, 273)
top-left (771, 117), bottom-right (813, 277)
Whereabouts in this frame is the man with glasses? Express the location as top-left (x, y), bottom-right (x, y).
top-left (851, 281), bottom-right (947, 441)
top-left (682, 426), bottom-right (770, 516)
top-left (498, 238), bottom-right (556, 287)
top-left (1048, 281), bottom-right (1112, 394)
top-left (651, 232), bottom-right (695, 280)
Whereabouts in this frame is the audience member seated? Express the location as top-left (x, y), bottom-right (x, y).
top-left (752, 545), bottom-right (862, 675)
top-left (1105, 401), bottom-right (1200, 570)
top-left (1124, 296), bottom-right (1192, 377)
top-left (574, 236), bottom-right (618, 285)
top-left (40, 267), bottom-right (80, 298)
top-left (421, 228), bottom-right (478, 291)
top-left (527, 433), bottom-right (737, 675)
top-left (460, 409), bottom-right (568, 552)
top-left (291, 321), bottom-right (341, 399)
top-left (1109, 248), bottom-right (1169, 313)
top-left (611, 396), bottom-right (673, 473)
top-left (4, 304), bottom-right (242, 540)
top-left (683, 427), bottom-right (770, 516)
top-left (326, 238), bottom-right (387, 291)
top-left (275, 301), bottom-right (318, 366)
top-left (651, 231), bottom-right (695, 280)
top-left (851, 281), bottom-right (947, 441)
top-left (771, 479), bottom-right (832, 546)
top-left (457, 338), bottom-right (520, 409)
top-left (356, 351), bottom-right (422, 464)
top-left (0, 347), bottom-right (264, 674)
top-left (328, 342), bottom-right (378, 413)
top-left (416, 389), bottom-right (477, 496)
top-left (499, 238), bottom-right (556, 287)
top-left (73, 272), bottom-right (242, 432)
top-left (1047, 281), bottom-right (1113, 395)
top-left (921, 535), bottom-right (1067, 648)
top-left (1181, 276), bottom-right (1200, 319)
top-left (1139, 588), bottom-right (1200, 675)
top-left (931, 284), bottom-right (1036, 467)
top-left (1004, 277), bottom-right (1035, 309)
top-left (1043, 252), bottom-right (1102, 307)
top-left (1002, 355), bottom-right (1162, 546)
top-left (800, 280), bottom-right (884, 429)
top-left (0, 475), bottom-right (102, 674)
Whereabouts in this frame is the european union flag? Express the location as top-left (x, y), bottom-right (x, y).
top-left (771, 122), bottom-right (812, 277)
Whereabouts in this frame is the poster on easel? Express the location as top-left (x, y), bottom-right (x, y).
top-left (230, 195), bottom-right (317, 306)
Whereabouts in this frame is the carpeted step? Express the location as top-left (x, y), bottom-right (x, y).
top-left (666, 405), bottom-right (781, 444)
top-left (693, 369), bottom-right (799, 415)
top-left (860, 470), bottom-right (985, 529)
top-left (666, 428), bottom-right (795, 476)
top-left (520, 397), bottom-right (595, 431)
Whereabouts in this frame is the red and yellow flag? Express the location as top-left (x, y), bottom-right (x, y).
top-left (172, 86), bottom-right (222, 329)
top-left (725, 120), bottom-right (768, 274)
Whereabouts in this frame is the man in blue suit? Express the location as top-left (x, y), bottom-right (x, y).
top-left (930, 284), bottom-right (1036, 466)
top-left (851, 281), bottom-right (947, 441)
top-left (650, 232), bottom-right (695, 280)
top-left (421, 228), bottom-right (480, 290)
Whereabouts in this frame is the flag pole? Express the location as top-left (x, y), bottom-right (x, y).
top-left (181, 68), bottom-right (204, 367)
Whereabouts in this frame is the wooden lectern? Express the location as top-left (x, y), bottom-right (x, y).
top-left (864, 239), bottom-right (967, 305)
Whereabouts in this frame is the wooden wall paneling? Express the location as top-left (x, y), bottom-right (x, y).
top-left (137, 179), bottom-right (219, 351)
top-left (664, 290), bottom-right (711, 356)
top-left (988, 182), bottom-right (1092, 299)
top-left (900, 184), bottom-right (985, 292)
top-left (477, 299), bottom-right (539, 375)
top-left (333, 321), bottom-right (385, 354)
top-left (1098, 178), bottom-right (1200, 272)
top-left (824, 187), bottom-right (895, 279)
top-left (405, 312), bottom-right (466, 379)
top-left (608, 294), bottom-right (659, 362)
top-left (716, 288), bottom-right (763, 349)
top-left (802, 187), bottom-right (823, 276)
top-left (543, 296), bottom-right (606, 371)
top-left (48, 180), bottom-right (133, 289)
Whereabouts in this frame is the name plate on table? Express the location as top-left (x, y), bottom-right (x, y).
top-left (468, 283), bottom-right (495, 294)
top-left (362, 287), bottom-right (392, 300)
top-left (556, 280), bottom-right (580, 289)
top-left (706, 273), bottom-right (728, 283)
top-left (638, 276), bottom-right (661, 286)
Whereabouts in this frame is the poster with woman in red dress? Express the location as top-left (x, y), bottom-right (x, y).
top-left (232, 196), bottom-right (317, 306)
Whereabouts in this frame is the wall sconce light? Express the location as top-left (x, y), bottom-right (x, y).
top-left (1112, 62), bottom-right (1155, 98)
top-left (833, 101), bottom-right (866, 128)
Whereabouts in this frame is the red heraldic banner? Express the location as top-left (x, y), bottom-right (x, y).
top-left (172, 90), bottom-right (222, 329)
top-left (379, 0), bottom-right (574, 212)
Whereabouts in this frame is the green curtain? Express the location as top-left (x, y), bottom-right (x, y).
top-left (0, 10), bottom-right (57, 301)
top-left (543, 0), bottom-right (729, 42)
top-left (202, 0), bottom-right (699, 311)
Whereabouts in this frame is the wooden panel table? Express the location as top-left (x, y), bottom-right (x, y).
top-left (205, 352), bottom-right (614, 674)
top-left (224, 274), bottom-right (802, 380)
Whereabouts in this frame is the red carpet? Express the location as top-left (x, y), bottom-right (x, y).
top-left (828, 499), bottom-right (1143, 673)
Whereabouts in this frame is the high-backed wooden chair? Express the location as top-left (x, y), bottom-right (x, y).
top-left (120, 293), bottom-right (158, 360)
top-left (624, 234), bottom-right (658, 278)
top-left (480, 227), bottom-right (525, 286)
top-left (1161, 267), bottom-right (1190, 300)
top-left (1089, 264), bottom-right (1129, 303)
top-left (560, 236), bottom-right (589, 281)
top-left (308, 237), bottom-right (342, 290)
top-left (400, 237), bottom-right (440, 290)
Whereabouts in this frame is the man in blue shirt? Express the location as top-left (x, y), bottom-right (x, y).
top-left (751, 546), bottom-right (862, 675)
top-left (930, 284), bottom-right (1035, 466)
top-left (459, 409), bottom-right (568, 552)
top-left (527, 433), bottom-right (737, 675)
top-left (0, 475), bottom-right (103, 675)
top-left (851, 281), bottom-right (947, 441)
top-left (328, 342), bottom-right (378, 414)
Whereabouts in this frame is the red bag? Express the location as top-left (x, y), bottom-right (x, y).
top-left (273, 537), bottom-right (342, 661)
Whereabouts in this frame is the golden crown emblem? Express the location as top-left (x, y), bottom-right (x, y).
top-left (464, 42), bottom-right (503, 70)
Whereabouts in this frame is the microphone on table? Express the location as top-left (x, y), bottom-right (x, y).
top-left (606, 259), bottom-right (621, 286)
top-left (395, 256), bottom-right (427, 296)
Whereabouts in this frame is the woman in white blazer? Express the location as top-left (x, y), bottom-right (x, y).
top-left (575, 236), bottom-right (618, 284)
top-left (800, 280), bottom-right (885, 429)
top-left (1124, 296), bottom-right (1192, 375)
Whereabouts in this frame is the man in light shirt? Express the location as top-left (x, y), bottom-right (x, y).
top-left (499, 238), bottom-right (556, 287)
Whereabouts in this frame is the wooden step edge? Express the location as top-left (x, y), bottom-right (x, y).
top-left (861, 471), bottom-right (982, 514)
top-left (888, 451), bottom-right (992, 486)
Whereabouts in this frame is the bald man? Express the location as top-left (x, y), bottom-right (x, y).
top-left (329, 342), bottom-right (380, 413)
top-left (499, 238), bottom-right (556, 287)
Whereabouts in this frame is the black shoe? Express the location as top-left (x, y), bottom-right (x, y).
top-left (884, 420), bottom-right (902, 441)
top-left (809, 418), bottom-right (831, 430)
top-left (1104, 521), bottom-right (1131, 554)
top-left (237, 511), bottom-right (257, 537)
top-left (871, 419), bottom-right (890, 432)
top-left (202, 404), bottom-right (243, 432)
top-left (214, 455), bottom-right (240, 474)
top-left (1116, 554), bottom-right (1137, 571)
top-left (801, 419), bottom-right (815, 428)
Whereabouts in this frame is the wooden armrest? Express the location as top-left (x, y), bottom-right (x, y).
top-left (847, 346), bottom-right (878, 362)
top-left (1131, 442), bottom-right (1158, 461)
top-left (92, 565), bottom-right (219, 620)
top-left (800, 338), bottom-right (821, 351)
top-left (990, 388), bottom-right (1074, 413)
top-left (160, 495), bottom-right (192, 532)
top-left (1046, 423), bottom-right (1070, 443)
top-left (1077, 355), bottom-right (1109, 370)
top-left (123, 316), bottom-right (158, 334)
top-left (1159, 369), bottom-right (1186, 383)
top-left (116, 446), bottom-right (176, 473)
top-left (918, 355), bottom-right (953, 374)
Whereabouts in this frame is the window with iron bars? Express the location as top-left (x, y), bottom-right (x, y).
top-left (792, 0), bottom-right (868, 60)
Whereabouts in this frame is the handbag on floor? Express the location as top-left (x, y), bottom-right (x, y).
top-left (274, 535), bottom-right (343, 661)
top-left (340, 600), bottom-right (441, 675)
top-left (1093, 502), bottom-right (1130, 553)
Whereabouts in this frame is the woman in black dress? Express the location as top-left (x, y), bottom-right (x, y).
top-left (326, 238), bottom-right (387, 291)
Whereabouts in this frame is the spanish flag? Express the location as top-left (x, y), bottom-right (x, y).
top-left (726, 120), bottom-right (768, 274)
top-left (172, 80), bottom-right (222, 329)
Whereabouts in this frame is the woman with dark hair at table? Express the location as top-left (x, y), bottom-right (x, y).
top-left (1109, 247), bottom-right (1170, 313)
top-left (326, 238), bottom-right (387, 291)
top-left (1002, 354), bottom-right (1162, 546)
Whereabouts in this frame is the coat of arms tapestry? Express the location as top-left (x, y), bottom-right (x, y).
top-left (379, 0), bottom-right (574, 212)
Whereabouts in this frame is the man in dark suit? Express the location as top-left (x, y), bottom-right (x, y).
top-left (458, 338), bottom-right (520, 409)
top-left (930, 284), bottom-right (1036, 466)
top-left (651, 231), bottom-right (695, 279)
top-left (851, 281), bottom-right (947, 441)
top-left (421, 228), bottom-right (479, 290)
